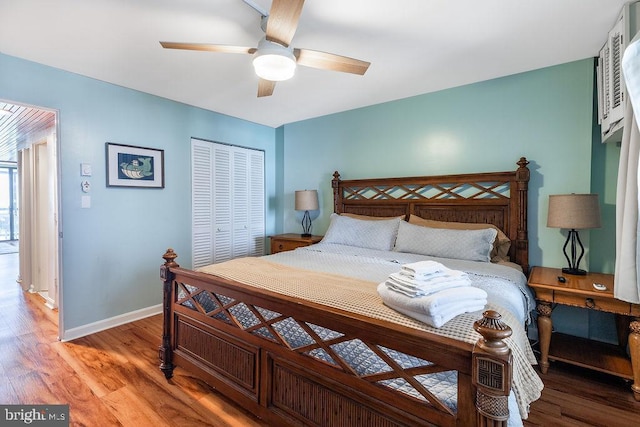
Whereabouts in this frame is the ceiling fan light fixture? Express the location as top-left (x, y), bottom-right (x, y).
top-left (252, 39), bottom-right (296, 82)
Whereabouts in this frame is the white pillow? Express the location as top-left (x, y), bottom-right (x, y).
top-left (393, 221), bottom-right (497, 262)
top-left (322, 213), bottom-right (401, 250)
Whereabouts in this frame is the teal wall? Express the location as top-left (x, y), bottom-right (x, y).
top-left (283, 59), bottom-right (600, 269)
top-left (0, 53), bottom-right (276, 335)
top-left (1, 51), bottom-right (620, 344)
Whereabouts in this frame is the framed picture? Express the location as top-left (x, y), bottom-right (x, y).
top-left (106, 142), bottom-right (164, 188)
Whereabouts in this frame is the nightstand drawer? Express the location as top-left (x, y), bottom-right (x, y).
top-left (534, 288), bottom-right (554, 302)
top-left (555, 291), bottom-right (631, 315)
top-left (271, 240), bottom-right (307, 253)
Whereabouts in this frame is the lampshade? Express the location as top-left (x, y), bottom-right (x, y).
top-left (0, 108), bottom-right (12, 117)
top-left (252, 38), bottom-right (296, 82)
top-left (295, 190), bottom-right (319, 211)
top-left (547, 194), bottom-right (601, 230)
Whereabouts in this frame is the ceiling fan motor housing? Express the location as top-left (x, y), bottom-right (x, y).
top-left (253, 38), bottom-right (297, 81)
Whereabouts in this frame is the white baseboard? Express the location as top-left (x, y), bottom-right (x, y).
top-left (38, 291), bottom-right (57, 310)
top-left (60, 304), bottom-right (162, 342)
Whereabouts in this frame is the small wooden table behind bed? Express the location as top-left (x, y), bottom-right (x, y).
top-left (159, 157), bottom-right (532, 427)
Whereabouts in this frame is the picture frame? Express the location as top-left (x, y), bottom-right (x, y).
top-left (106, 142), bottom-right (164, 188)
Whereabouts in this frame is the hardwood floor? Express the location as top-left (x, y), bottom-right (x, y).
top-left (524, 362), bottom-right (640, 426)
top-left (1, 251), bottom-right (639, 426)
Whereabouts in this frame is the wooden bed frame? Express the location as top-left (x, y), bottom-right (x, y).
top-left (159, 157), bottom-right (531, 426)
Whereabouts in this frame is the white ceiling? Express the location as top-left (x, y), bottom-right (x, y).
top-left (0, 0), bottom-right (628, 128)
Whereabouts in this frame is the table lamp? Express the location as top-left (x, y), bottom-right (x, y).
top-left (295, 190), bottom-right (319, 237)
top-left (547, 194), bottom-right (601, 275)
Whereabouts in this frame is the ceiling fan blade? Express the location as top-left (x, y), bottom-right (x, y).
top-left (160, 42), bottom-right (256, 54)
top-left (294, 48), bottom-right (370, 75)
top-left (265, 0), bottom-right (305, 47)
top-left (257, 79), bottom-right (276, 97)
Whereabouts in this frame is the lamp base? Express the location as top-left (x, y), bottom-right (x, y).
top-left (562, 267), bottom-right (587, 276)
top-left (561, 229), bottom-right (587, 276)
top-left (300, 233), bottom-right (312, 238)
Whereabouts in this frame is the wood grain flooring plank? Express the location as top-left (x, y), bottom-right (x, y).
top-left (197, 390), bottom-right (267, 427)
top-left (535, 387), bottom-right (639, 427)
top-left (0, 362), bottom-right (19, 404)
top-left (79, 332), bottom-right (132, 367)
top-left (105, 361), bottom-right (221, 427)
top-left (50, 340), bottom-right (123, 398)
top-left (8, 371), bottom-right (59, 405)
top-left (101, 385), bottom-right (170, 427)
top-left (0, 336), bottom-right (33, 378)
top-left (46, 375), bottom-right (123, 427)
top-left (64, 338), bottom-right (130, 387)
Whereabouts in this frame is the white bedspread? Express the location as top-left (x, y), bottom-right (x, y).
top-left (267, 243), bottom-right (535, 325)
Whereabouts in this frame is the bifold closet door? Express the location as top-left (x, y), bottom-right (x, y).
top-left (191, 139), bottom-right (264, 268)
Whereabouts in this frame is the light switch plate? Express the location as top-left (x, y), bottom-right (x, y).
top-left (81, 163), bottom-right (92, 176)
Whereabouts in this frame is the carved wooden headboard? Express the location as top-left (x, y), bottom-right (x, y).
top-left (332, 157), bottom-right (531, 273)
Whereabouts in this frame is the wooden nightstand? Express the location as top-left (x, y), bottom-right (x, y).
top-left (269, 233), bottom-right (323, 254)
top-left (528, 266), bottom-right (640, 401)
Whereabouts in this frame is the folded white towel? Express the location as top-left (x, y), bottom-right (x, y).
top-left (387, 271), bottom-right (471, 297)
top-left (386, 277), bottom-right (469, 297)
top-left (378, 282), bottom-right (487, 314)
top-left (390, 271), bottom-right (469, 286)
top-left (385, 301), bottom-right (487, 328)
top-left (398, 269), bottom-right (451, 281)
top-left (377, 282), bottom-right (487, 327)
top-left (401, 260), bottom-right (447, 276)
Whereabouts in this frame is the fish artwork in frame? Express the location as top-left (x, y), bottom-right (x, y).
top-left (106, 142), bottom-right (164, 188)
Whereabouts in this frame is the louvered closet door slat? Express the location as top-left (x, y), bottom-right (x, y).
top-left (249, 150), bottom-right (265, 256)
top-left (232, 149), bottom-right (250, 257)
top-left (191, 141), bottom-right (213, 268)
top-left (213, 147), bottom-right (232, 263)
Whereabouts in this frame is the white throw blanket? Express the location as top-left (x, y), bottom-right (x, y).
top-left (378, 282), bottom-right (488, 328)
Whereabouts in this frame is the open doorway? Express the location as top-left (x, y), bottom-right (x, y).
top-left (0, 100), bottom-right (61, 336)
top-left (0, 162), bottom-right (19, 243)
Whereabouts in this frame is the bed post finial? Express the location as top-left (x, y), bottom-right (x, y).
top-left (515, 157), bottom-right (530, 275)
top-left (332, 171), bottom-right (342, 214)
top-left (472, 310), bottom-right (513, 425)
top-left (162, 248), bottom-right (179, 269)
top-left (159, 248), bottom-right (179, 379)
top-left (516, 157), bottom-right (529, 174)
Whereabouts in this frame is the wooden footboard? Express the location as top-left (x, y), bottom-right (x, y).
top-left (159, 249), bottom-right (514, 427)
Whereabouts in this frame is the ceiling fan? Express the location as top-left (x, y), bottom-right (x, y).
top-left (160, 0), bottom-right (370, 97)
